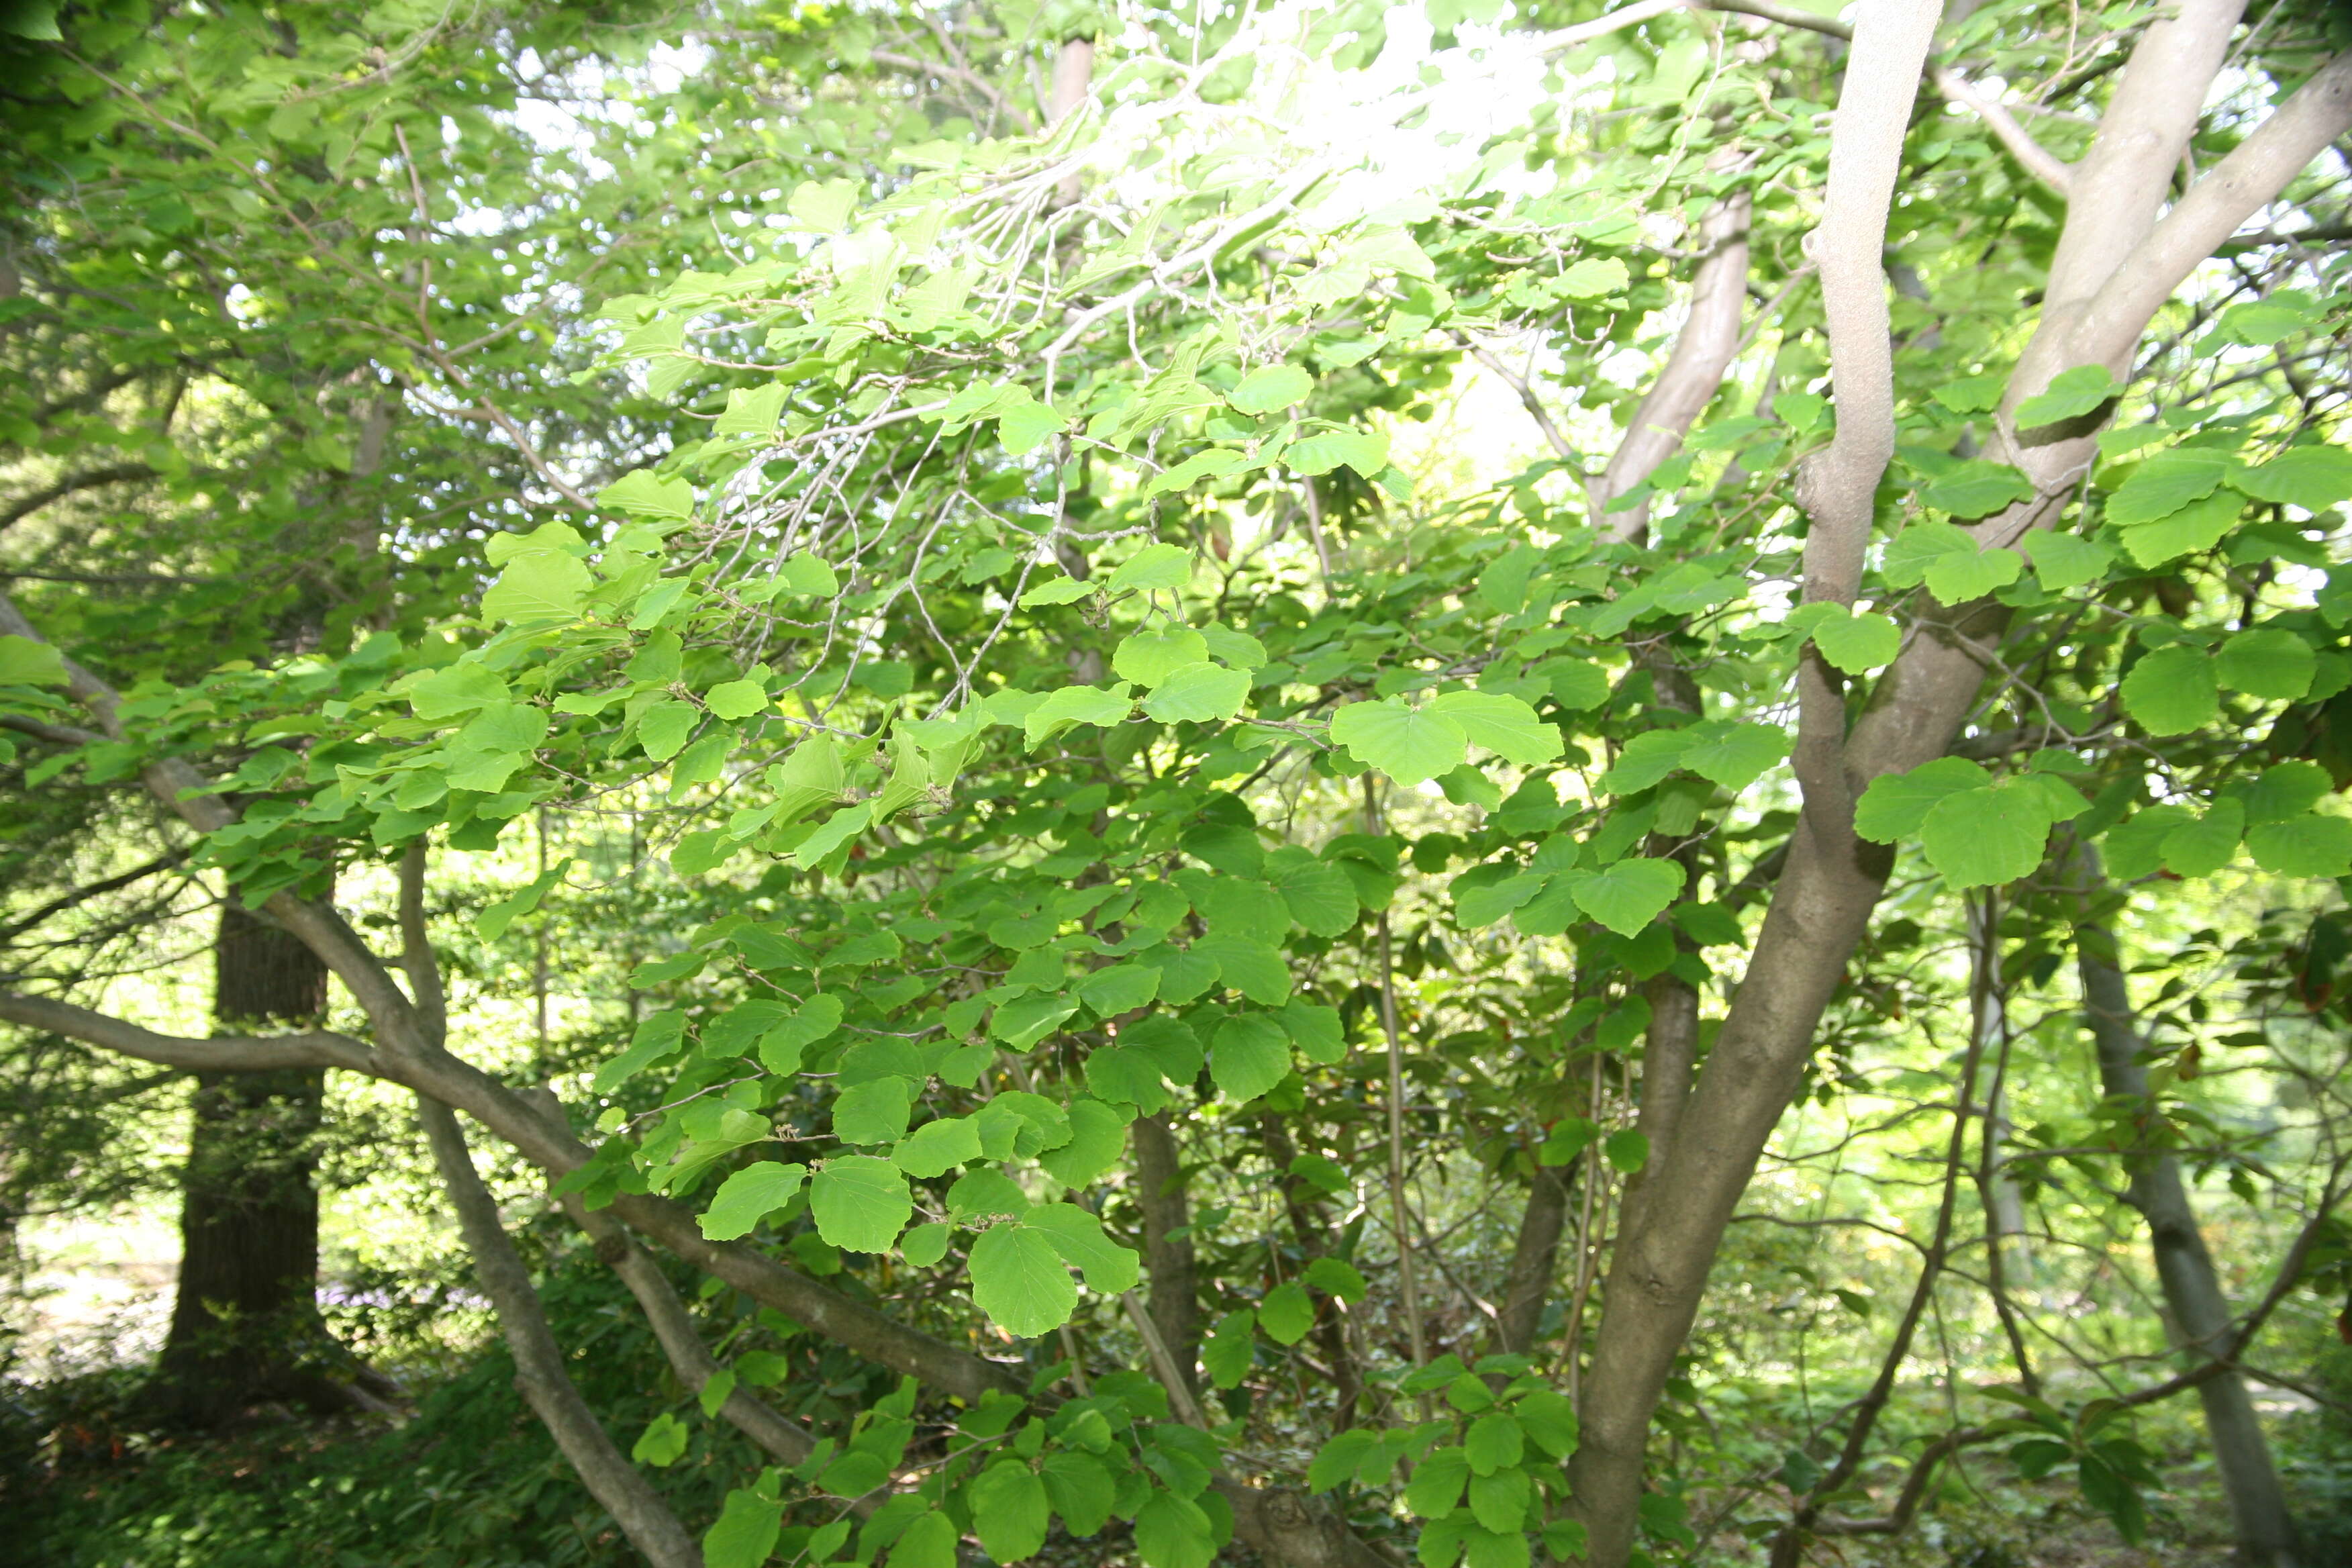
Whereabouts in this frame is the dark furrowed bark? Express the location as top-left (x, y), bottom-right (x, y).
top-left (148, 903), bottom-right (387, 1425)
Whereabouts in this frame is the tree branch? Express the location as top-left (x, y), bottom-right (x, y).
top-left (0, 990), bottom-right (372, 1073)
top-left (1790, 0), bottom-right (1940, 840)
top-left (417, 1098), bottom-right (705, 1568)
top-left (399, 840), bottom-right (446, 1046)
top-left (0, 462), bottom-right (156, 535)
top-left (2070, 50), bottom-right (2352, 373)
top-left (1591, 187), bottom-right (1753, 542)
top-left (2, 849), bottom-right (189, 941)
top-left (1931, 66), bottom-right (2074, 195)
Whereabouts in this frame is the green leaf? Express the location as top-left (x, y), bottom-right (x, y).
top-left (1201, 1309), bottom-right (1255, 1389)
top-left (1200, 624), bottom-right (1269, 667)
top-left (2247, 814), bottom-right (2352, 877)
top-left (1468, 1469), bottom-right (1532, 1534)
top-left (999, 399), bottom-right (1069, 456)
top-left (790, 802), bottom-right (872, 869)
top-left (2216, 628), bottom-right (2315, 700)
top-left (1258, 1280), bottom-right (1315, 1344)
top-left (758, 994), bottom-right (844, 1074)
top-left (632, 1412), bottom-right (689, 1467)
top-left (1267, 849), bottom-right (1359, 937)
top-left (1196, 934), bottom-right (1291, 1004)
top-left (1465, 1413), bottom-right (1524, 1477)
top-left (2014, 365), bottom-right (2114, 426)
top-left (700, 1162), bottom-right (810, 1240)
top-left (1555, 256), bottom-right (1630, 297)
top-left (1514, 1387), bottom-right (1579, 1458)
top-left (597, 469), bottom-right (695, 520)
top-left (1880, 521), bottom-right (1976, 589)
top-left (1036, 1099), bottom-right (1128, 1189)
top-left (406, 661), bottom-right (509, 721)
top-left (1603, 1129), bottom-right (1650, 1174)
top-left (1428, 690), bottom-right (1563, 767)
top-left (889, 1512), bottom-right (961, 1568)
top-left (2231, 444), bottom-right (2352, 511)
top-left (2025, 530), bottom-right (2114, 591)
top-left (1141, 663), bottom-right (1251, 724)
top-left (703, 679), bottom-right (769, 720)
top-left (2120, 646), bottom-right (2218, 735)
top-left (1455, 871), bottom-right (1543, 929)
top-left (1133, 1490), bottom-right (1218, 1568)
top-left (1854, 756), bottom-right (1990, 842)
top-left (475, 857), bottom-right (571, 940)
top-left (1302, 1256), bottom-right (1367, 1302)
top-left (1025, 684), bottom-right (1134, 748)
top-left (1279, 1000), bottom-right (1347, 1065)
top-left (1020, 575), bottom-right (1093, 607)
top-left (1310, 1430), bottom-right (1383, 1493)
top-left (1285, 428), bottom-right (1389, 477)
top-left (2108, 447), bottom-right (2231, 526)
top-left (2161, 799), bottom-right (2243, 878)
top-left (1107, 543), bottom-right (1193, 594)
top-left (715, 383), bottom-right (787, 438)
top-left (969, 1462), bottom-right (1050, 1563)
top-left (1923, 543), bottom-right (2023, 605)
top-left (0, 636), bottom-right (67, 687)
top-left (832, 1077), bottom-right (913, 1145)
top-left (969, 1224), bottom-right (1077, 1337)
top-left (1230, 364), bottom-right (1315, 413)
top-left (1114, 626), bottom-right (1210, 686)
top-left (1920, 460), bottom-right (2034, 518)
top-left (1811, 609), bottom-right (1901, 673)
top-left (1077, 962), bottom-right (1161, 1017)
top-left (1932, 373), bottom-right (2004, 414)
top-left (481, 550), bottom-right (593, 623)
top-left (1212, 1014), bottom-right (1292, 1103)
top-left (893, 1116), bottom-right (983, 1178)
top-left (1404, 1447), bottom-right (1471, 1518)
top-left (1331, 698), bottom-right (1469, 786)
top-left (1918, 785), bottom-right (2054, 889)
top-left (1566, 858), bottom-right (1685, 936)
top-left (592, 1010), bottom-right (687, 1094)
top-left (777, 551), bottom-right (840, 597)
top-left (1041, 1451), bottom-right (1118, 1538)
top-left (809, 1156), bottom-right (912, 1253)
top-left (2241, 761), bottom-right (2331, 825)
top-left (2118, 489), bottom-right (2243, 566)
top-left (788, 177), bottom-right (859, 232)
top-left (703, 1487), bottom-right (783, 1568)
top-left (638, 699), bottom-right (697, 762)
top-left (1600, 730), bottom-right (1692, 795)
top-left (1676, 720), bottom-right (1788, 789)
top-left (1028, 1203), bottom-right (1140, 1291)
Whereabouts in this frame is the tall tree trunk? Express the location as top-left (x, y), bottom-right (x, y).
top-left (2073, 850), bottom-right (2302, 1566)
top-left (149, 903), bottom-right (373, 1424)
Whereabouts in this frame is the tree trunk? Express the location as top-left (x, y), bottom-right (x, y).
top-left (149, 903), bottom-right (376, 1424)
top-left (2073, 850), bottom-right (2302, 1567)
top-left (1132, 1112), bottom-right (1202, 1394)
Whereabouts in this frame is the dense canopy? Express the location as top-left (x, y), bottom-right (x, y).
top-left (4, 1), bottom-right (2352, 1566)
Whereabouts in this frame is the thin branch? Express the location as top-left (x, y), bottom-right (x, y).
top-left (1932, 66), bottom-right (2075, 196)
top-left (0, 462), bottom-right (156, 535)
top-left (0, 990), bottom-right (371, 1072)
top-left (1, 849), bottom-right (188, 940)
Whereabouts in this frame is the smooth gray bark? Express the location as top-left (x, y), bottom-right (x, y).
top-left (2075, 852), bottom-right (2302, 1567)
